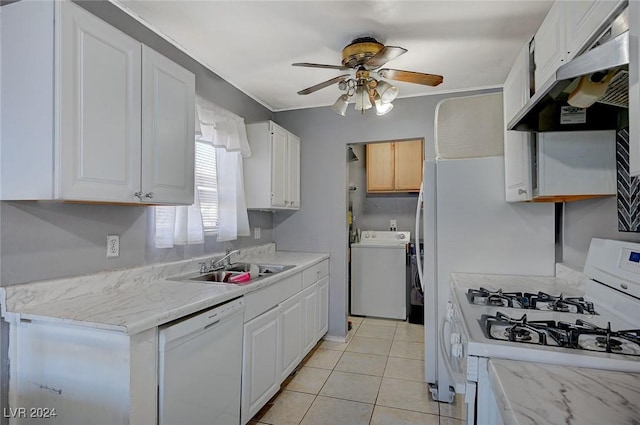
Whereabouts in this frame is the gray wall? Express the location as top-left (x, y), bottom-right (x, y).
top-left (273, 88), bottom-right (498, 339)
top-left (563, 197), bottom-right (640, 268)
top-left (0, 0), bottom-right (275, 286)
top-left (348, 143), bottom-right (420, 234)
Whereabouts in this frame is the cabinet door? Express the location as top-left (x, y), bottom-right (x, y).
top-left (280, 293), bottom-right (302, 380)
top-left (59, 1), bottom-right (141, 202)
top-left (504, 42), bottom-right (533, 203)
top-left (394, 140), bottom-right (423, 191)
top-left (316, 276), bottom-right (329, 340)
top-left (141, 46), bottom-right (195, 205)
top-left (504, 131), bottom-right (533, 202)
top-left (534, 1), bottom-right (566, 91)
top-left (287, 133), bottom-right (301, 209)
top-left (366, 143), bottom-right (395, 191)
top-left (301, 284), bottom-right (318, 355)
top-left (242, 307), bottom-right (281, 424)
top-left (270, 124), bottom-right (288, 207)
top-left (504, 42), bottom-right (531, 124)
top-left (565, 0), bottom-right (623, 61)
top-left (630, 0), bottom-right (640, 177)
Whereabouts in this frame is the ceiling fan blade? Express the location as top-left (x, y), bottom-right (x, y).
top-left (293, 62), bottom-right (350, 71)
top-left (364, 46), bottom-right (407, 70)
top-left (378, 69), bottom-right (443, 86)
top-left (297, 74), bottom-right (350, 95)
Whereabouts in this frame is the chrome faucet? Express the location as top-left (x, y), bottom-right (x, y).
top-left (212, 249), bottom-right (240, 269)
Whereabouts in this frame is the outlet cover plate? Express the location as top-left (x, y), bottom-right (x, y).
top-left (107, 235), bottom-right (120, 258)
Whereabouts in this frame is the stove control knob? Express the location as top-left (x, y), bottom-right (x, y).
top-left (450, 333), bottom-right (461, 344)
top-left (446, 302), bottom-right (456, 321)
top-left (452, 343), bottom-right (464, 358)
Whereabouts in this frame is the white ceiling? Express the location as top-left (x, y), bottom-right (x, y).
top-left (113, 0), bottom-right (553, 112)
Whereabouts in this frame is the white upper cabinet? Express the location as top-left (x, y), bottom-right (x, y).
top-left (58, 2), bottom-right (142, 202)
top-left (504, 42), bottom-right (533, 203)
top-left (0, 0), bottom-right (195, 204)
top-left (534, 0), bottom-right (624, 91)
top-left (141, 46), bottom-right (195, 204)
top-left (245, 121), bottom-right (301, 210)
top-left (534, 1), bottom-right (566, 90)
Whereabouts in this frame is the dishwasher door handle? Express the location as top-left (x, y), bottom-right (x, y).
top-left (204, 320), bottom-right (221, 330)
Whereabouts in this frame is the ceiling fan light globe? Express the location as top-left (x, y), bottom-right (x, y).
top-left (375, 99), bottom-right (394, 116)
top-left (377, 81), bottom-right (399, 103)
top-left (332, 94), bottom-right (350, 116)
top-left (355, 87), bottom-right (372, 112)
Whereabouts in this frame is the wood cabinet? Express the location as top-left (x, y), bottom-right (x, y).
top-left (504, 42), bottom-right (534, 203)
top-left (366, 140), bottom-right (423, 193)
top-left (533, 0), bottom-right (624, 90)
top-left (0, 0), bottom-right (195, 204)
top-left (245, 121), bottom-right (301, 210)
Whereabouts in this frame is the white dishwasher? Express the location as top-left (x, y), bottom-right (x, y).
top-left (350, 231), bottom-right (409, 320)
top-left (159, 297), bottom-right (245, 425)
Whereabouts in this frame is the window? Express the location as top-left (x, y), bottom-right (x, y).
top-left (195, 140), bottom-right (218, 234)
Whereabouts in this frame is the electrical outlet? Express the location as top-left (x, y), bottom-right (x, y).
top-left (107, 235), bottom-right (120, 258)
top-left (390, 219), bottom-right (397, 231)
top-left (254, 227), bottom-right (261, 239)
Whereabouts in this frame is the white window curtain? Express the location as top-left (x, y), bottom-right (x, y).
top-left (196, 97), bottom-right (251, 242)
top-left (154, 110), bottom-right (206, 249)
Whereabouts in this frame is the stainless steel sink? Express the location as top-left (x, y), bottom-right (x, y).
top-left (224, 262), bottom-right (295, 275)
top-left (172, 262), bottom-right (295, 284)
top-left (189, 270), bottom-right (245, 283)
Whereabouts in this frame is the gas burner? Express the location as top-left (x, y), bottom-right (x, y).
top-left (506, 327), bottom-right (532, 342)
top-left (466, 288), bottom-right (528, 308)
top-left (595, 336), bottom-right (622, 350)
top-left (478, 312), bottom-right (640, 355)
top-left (466, 288), bottom-right (597, 314)
top-left (527, 292), bottom-right (597, 315)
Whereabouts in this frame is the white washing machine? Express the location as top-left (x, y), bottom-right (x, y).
top-left (350, 230), bottom-right (409, 320)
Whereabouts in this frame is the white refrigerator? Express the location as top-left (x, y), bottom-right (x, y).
top-left (417, 155), bottom-right (556, 402)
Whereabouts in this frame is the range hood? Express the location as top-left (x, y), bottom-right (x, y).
top-left (508, 17), bottom-right (629, 133)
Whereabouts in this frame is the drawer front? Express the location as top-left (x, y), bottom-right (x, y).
top-left (302, 260), bottom-right (329, 288)
top-left (244, 273), bottom-right (303, 322)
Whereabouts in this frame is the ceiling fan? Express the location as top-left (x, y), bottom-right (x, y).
top-left (293, 36), bottom-right (443, 116)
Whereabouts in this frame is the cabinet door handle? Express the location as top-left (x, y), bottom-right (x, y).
top-left (145, 192), bottom-right (154, 199)
top-left (133, 191), bottom-right (144, 201)
top-left (518, 189), bottom-right (527, 195)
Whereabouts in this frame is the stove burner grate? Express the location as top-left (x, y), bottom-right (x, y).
top-left (466, 287), bottom-right (597, 315)
top-left (479, 312), bottom-right (640, 356)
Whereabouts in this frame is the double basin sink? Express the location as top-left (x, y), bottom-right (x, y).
top-left (175, 262), bottom-right (295, 285)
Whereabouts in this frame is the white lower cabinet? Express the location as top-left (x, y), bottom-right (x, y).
top-left (241, 260), bottom-right (329, 424)
top-left (317, 276), bottom-right (329, 338)
top-left (242, 306), bottom-right (282, 424)
top-left (280, 292), bottom-right (303, 381)
top-left (301, 284), bottom-right (318, 354)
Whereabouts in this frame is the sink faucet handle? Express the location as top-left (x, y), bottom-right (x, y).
top-left (199, 262), bottom-right (208, 274)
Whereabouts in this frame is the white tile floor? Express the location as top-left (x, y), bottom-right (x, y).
top-left (250, 316), bottom-right (466, 425)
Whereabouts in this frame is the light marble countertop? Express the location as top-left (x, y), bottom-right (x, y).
top-left (489, 359), bottom-right (640, 425)
top-left (0, 244), bottom-right (329, 335)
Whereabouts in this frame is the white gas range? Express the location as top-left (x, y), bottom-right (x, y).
top-left (443, 238), bottom-right (640, 425)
